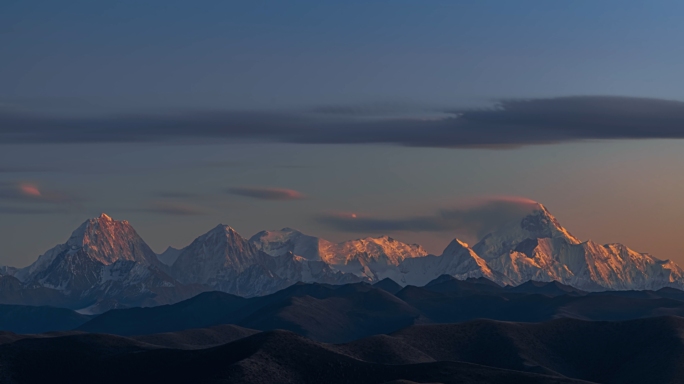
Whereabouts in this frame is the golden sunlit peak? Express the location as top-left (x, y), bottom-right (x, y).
top-left (98, 213), bottom-right (113, 221)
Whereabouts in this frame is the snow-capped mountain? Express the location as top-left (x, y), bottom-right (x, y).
top-left (472, 204), bottom-right (580, 261)
top-left (169, 224), bottom-right (289, 296)
top-left (250, 228), bottom-right (334, 261)
top-left (392, 239), bottom-right (512, 287)
top-left (248, 205), bottom-right (684, 291)
top-left (460, 204), bottom-right (684, 291)
top-left (169, 225), bottom-right (361, 297)
top-left (16, 214), bottom-right (158, 287)
top-left (251, 229), bottom-right (427, 280)
top-left (8, 214), bottom-right (206, 313)
top-left (2, 204), bottom-right (684, 313)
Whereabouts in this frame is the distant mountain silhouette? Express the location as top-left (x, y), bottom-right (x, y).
top-left (373, 277), bottom-right (403, 294)
top-left (72, 277), bottom-right (684, 343)
top-left (508, 280), bottom-right (587, 296)
top-left (79, 282), bottom-right (426, 343)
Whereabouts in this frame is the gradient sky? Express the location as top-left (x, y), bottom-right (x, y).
top-left (2, 1), bottom-right (684, 267)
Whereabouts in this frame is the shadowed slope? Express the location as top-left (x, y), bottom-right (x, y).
top-left (77, 291), bottom-right (247, 335)
top-left (7, 316), bottom-right (684, 383)
top-left (78, 283), bottom-right (425, 342)
top-left (77, 278), bottom-right (684, 341)
top-left (373, 277), bottom-right (403, 294)
top-left (0, 329), bottom-right (594, 384)
top-left (368, 316), bottom-right (684, 384)
top-left (132, 324), bottom-right (259, 349)
top-left (0, 304), bottom-right (91, 333)
top-left (237, 283), bottom-right (425, 342)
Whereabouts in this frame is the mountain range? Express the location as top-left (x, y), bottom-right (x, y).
top-left (1, 204), bottom-right (683, 313)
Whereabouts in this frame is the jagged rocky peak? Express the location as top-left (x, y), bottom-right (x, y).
top-left (472, 204), bottom-right (580, 260)
top-left (521, 204), bottom-right (580, 243)
top-left (65, 213), bottom-right (154, 265)
top-left (190, 224), bottom-right (258, 255)
top-left (354, 235), bottom-right (427, 254)
top-left (330, 235), bottom-right (428, 266)
top-left (171, 224), bottom-right (264, 276)
top-left (442, 239), bottom-right (471, 255)
top-left (207, 224), bottom-right (239, 236)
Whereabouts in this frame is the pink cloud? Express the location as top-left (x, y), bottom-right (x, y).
top-left (19, 184), bottom-right (42, 197)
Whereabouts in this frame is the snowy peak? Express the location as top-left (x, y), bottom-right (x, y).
top-left (522, 204), bottom-right (579, 244)
top-left (185, 224), bottom-right (257, 259)
top-left (442, 239), bottom-right (470, 256)
top-left (396, 236), bottom-right (500, 287)
top-left (205, 224), bottom-right (240, 237)
top-left (195, 225), bottom-right (259, 254)
top-left (473, 205), bottom-right (580, 261)
top-left (249, 227), bottom-right (327, 261)
top-left (63, 213), bottom-right (155, 265)
top-left (329, 235), bottom-right (428, 266)
top-left (440, 238), bottom-right (494, 279)
top-left (170, 224), bottom-right (269, 286)
top-left (11, 214), bottom-right (187, 310)
top-left (252, 228), bottom-right (428, 267)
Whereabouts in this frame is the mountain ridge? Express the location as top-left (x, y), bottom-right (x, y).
top-left (2, 204), bottom-right (684, 313)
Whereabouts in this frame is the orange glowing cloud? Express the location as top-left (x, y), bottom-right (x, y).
top-left (19, 184), bottom-right (42, 197)
top-left (0, 182), bottom-right (77, 204)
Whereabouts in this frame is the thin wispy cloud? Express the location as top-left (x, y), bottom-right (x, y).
top-left (316, 197), bottom-right (540, 240)
top-left (0, 182), bottom-right (80, 204)
top-left (2, 96), bottom-right (684, 148)
top-left (228, 187), bottom-right (306, 201)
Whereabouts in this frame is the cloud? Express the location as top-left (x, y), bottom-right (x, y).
top-left (2, 96), bottom-right (684, 148)
top-left (0, 183), bottom-right (79, 204)
top-left (316, 196), bottom-right (540, 240)
top-left (134, 201), bottom-right (206, 216)
top-left (228, 187), bottom-right (306, 201)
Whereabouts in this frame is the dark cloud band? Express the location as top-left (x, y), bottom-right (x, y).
top-left (2, 96), bottom-right (684, 148)
top-left (316, 198), bottom-right (540, 240)
top-left (228, 187), bottom-right (305, 201)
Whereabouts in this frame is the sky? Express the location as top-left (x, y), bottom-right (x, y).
top-left (2, 1), bottom-right (684, 267)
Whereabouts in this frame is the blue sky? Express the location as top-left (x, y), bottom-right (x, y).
top-left (2, 1), bottom-right (684, 266)
top-left (4, 0), bottom-right (684, 110)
